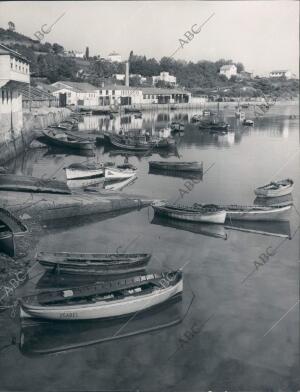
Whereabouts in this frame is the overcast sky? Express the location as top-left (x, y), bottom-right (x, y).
top-left (0, 1), bottom-right (298, 76)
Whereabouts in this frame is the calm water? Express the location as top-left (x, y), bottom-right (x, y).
top-left (0, 103), bottom-right (299, 391)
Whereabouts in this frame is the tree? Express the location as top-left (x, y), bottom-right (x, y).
top-left (8, 21), bottom-right (15, 31)
top-left (236, 62), bottom-right (244, 73)
top-left (85, 46), bottom-right (89, 60)
top-left (52, 43), bottom-right (64, 55)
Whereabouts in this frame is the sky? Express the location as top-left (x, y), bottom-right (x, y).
top-left (0, 1), bottom-right (299, 76)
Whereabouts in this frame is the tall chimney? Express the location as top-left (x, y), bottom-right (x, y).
top-left (125, 60), bottom-right (129, 87)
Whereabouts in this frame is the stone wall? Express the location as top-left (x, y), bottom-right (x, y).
top-left (0, 107), bottom-right (71, 165)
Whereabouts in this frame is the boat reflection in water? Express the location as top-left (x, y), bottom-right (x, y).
top-left (151, 215), bottom-right (227, 240)
top-left (19, 294), bottom-right (183, 357)
top-left (67, 177), bottom-right (105, 189)
top-left (225, 220), bottom-right (291, 239)
top-left (103, 175), bottom-right (137, 191)
top-left (43, 146), bottom-right (95, 158)
top-left (149, 168), bottom-right (203, 181)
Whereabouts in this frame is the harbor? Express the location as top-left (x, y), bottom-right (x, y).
top-left (0, 1), bottom-right (299, 391)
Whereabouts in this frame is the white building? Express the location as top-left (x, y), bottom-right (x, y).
top-left (98, 86), bottom-right (143, 106)
top-left (51, 81), bottom-right (99, 106)
top-left (107, 52), bottom-right (122, 63)
top-left (219, 64), bottom-right (237, 79)
top-left (152, 72), bottom-right (177, 86)
top-left (0, 44), bottom-right (30, 141)
top-left (113, 74), bottom-right (126, 81)
top-left (269, 70), bottom-right (292, 79)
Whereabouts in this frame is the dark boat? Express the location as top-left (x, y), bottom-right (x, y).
top-left (124, 108), bottom-right (142, 114)
top-left (37, 251), bottom-right (151, 275)
top-left (42, 129), bottom-right (94, 151)
top-left (149, 168), bottom-right (203, 180)
top-left (19, 295), bottom-right (183, 356)
top-left (0, 208), bottom-right (28, 257)
top-left (0, 174), bottom-right (71, 194)
top-left (149, 161), bottom-right (203, 172)
top-left (198, 120), bottom-right (229, 131)
top-left (170, 122), bottom-right (185, 132)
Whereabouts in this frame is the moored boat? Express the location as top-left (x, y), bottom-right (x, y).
top-left (152, 202), bottom-right (226, 224)
top-left (149, 161), bottom-right (203, 172)
top-left (64, 162), bottom-right (114, 180)
top-left (42, 129), bottom-right (94, 151)
top-left (170, 122), bottom-right (185, 132)
top-left (104, 166), bottom-right (137, 180)
top-left (196, 203), bottom-right (292, 221)
top-left (0, 174), bottom-right (71, 194)
top-left (254, 179), bottom-right (294, 198)
top-left (242, 119), bottom-right (254, 126)
top-left (0, 208), bottom-right (28, 257)
top-left (20, 271), bottom-right (183, 320)
top-left (37, 251), bottom-right (151, 275)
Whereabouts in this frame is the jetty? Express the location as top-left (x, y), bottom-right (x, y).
top-left (0, 190), bottom-right (152, 222)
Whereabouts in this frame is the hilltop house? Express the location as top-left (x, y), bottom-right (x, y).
top-left (0, 43), bottom-right (30, 143)
top-left (107, 52), bottom-right (122, 63)
top-left (152, 72), bottom-right (177, 86)
top-left (219, 64), bottom-right (237, 79)
top-left (269, 70), bottom-right (292, 79)
top-left (51, 81), bottom-right (99, 106)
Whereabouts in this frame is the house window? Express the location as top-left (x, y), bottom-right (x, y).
top-left (112, 90), bottom-right (115, 95)
top-left (106, 90), bottom-right (109, 95)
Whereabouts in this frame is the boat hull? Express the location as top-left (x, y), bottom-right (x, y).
top-left (42, 130), bottom-right (94, 150)
top-left (20, 279), bottom-right (183, 320)
top-left (65, 168), bottom-right (104, 180)
top-left (254, 184), bottom-right (294, 198)
top-left (153, 205), bottom-right (226, 224)
top-left (149, 161), bottom-right (203, 172)
top-left (105, 167), bottom-right (136, 180)
top-left (223, 205), bottom-right (291, 221)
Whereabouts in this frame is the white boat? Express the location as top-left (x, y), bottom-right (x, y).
top-left (64, 163), bottom-right (106, 180)
top-left (254, 179), bottom-right (294, 198)
top-left (216, 204), bottom-right (291, 221)
top-left (105, 166), bottom-right (137, 180)
top-left (20, 272), bottom-right (183, 320)
top-left (152, 202), bottom-right (227, 224)
top-left (104, 175), bottom-right (137, 191)
top-left (242, 119), bottom-right (254, 126)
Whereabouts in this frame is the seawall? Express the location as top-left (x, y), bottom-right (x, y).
top-left (0, 107), bottom-right (71, 166)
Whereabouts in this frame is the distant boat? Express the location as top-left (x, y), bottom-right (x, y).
top-left (170, 122), bottom-right (185, 132)
top-left (149, 161), bottom-right (203, 172)
top-left (134, 113), bottom-right (143, 119)
top-left (0, 174), bottom-right (71, 194)
top-left (107, 134), bottom-right (175, 151)
top-left (254, 179), bottom-right (294, 198)
top-left (191, 114), bottom-right (202, 123)
top-left (37, 251), bottom-right (151, 276)
top-left (152, 202), bottom-right (227, 224)
top-left (124, 108), bottom-right (142, 114)
top-left (0, 207), bottom-right (28, 257)
top-left (42, 129), bottom-right (94, 151)
top-left (196, 203), bottom-right (291, 221)
top-left (242, 119), bottom-right (254, 126)
top-left (198, 120), bottom-right (229, 131)
top-left (104, 166), bottom-right (137, 180)
top-left (20, 271), bottom-right (183, 320)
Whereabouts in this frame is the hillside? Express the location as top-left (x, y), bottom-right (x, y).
top-left (0, 26), bottom-right (298, 99)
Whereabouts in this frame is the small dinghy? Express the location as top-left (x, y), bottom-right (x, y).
top-left (152, 202), bottom-right (226, 224)
top-left (20, 271), bottom-right (183, 320)
top-left (104, 166), bottom-right (137, 180)
top-left (199, 203), bottom-right (292, 222)
top-left (149, 161), bottom-right (203, 173)
top-left (0, 208), bottom-right (28, 257)
top-left (42, 129), bottom-right (94, 151)
top-left (64, 162), bottom-right (114, 180)
top-left (37, 251), bottom-right (151, 275)
top-left (0, 174), bottom-right (71, 194)
top-left (242, 119), bottom-right (254, 126)
top-left (254, 179), bottom-right (294, 198)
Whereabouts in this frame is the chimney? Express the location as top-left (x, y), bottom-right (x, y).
top-left (125, 60), bottom-right (129, 87)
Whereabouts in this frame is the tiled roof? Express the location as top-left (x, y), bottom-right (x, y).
top-left (52, 81), bottom-right (98, 92)
top-left (19, 85), bottom-right (57, 101)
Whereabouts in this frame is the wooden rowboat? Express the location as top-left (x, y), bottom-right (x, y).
top-left (104, 167), bottom-right (137, 180)
top-left (20, 271), bottom-right (183, 320)
top-left (37, 251), bottom-right (151, 275)
top-left (149, 161), bottom-right (203, 172)
top-left (64, 162), bottom-right (109, 180)
top-left (0, 174), bottom-right (71, 194)
top-left (42, 129), bottom-right (94, 151)
top-left (254, 179), bottom-right (294, 198)
top-left (195, 203), bottom-right (292, 222)
top-left (0, 208), bottom-right (28, 257)
top-left (152, 202), bottom-right (226, 224)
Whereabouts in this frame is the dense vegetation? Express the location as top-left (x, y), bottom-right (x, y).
top-left (0, 26), bottom-right (298, 98)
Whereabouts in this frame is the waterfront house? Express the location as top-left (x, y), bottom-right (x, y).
top-left (141, 87), bottom-right (190, 104)
top-left (219, 64), bottom-right (237, 79)
top-left (0, 43), bottom-right (30, 142)
top-left (51, 81), bottom-right (99, 106)
top-left (269, 70), bottom-right (292, 79)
